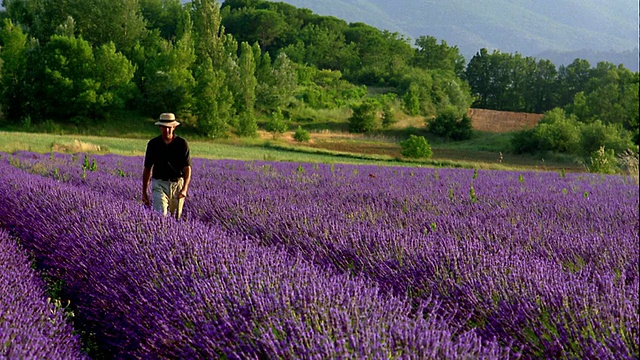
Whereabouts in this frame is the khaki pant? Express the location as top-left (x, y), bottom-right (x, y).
top-left (151, 178), bottom-right (185, 219)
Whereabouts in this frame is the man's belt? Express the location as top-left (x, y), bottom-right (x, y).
top-left (154, 177), bottom-right (181, 182)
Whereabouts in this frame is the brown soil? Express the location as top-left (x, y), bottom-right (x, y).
top-left (467, 108), bottom-right (543, 133)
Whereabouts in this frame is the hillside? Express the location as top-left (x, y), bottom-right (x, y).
top-left (257, 0), bottom-right (639, 71)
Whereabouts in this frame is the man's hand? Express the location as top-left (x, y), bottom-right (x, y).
top-left (178, 188), bottom-right (188, 199)
top-left (142, 192), bottom-right (151, 206)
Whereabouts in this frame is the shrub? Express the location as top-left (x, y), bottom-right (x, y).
top-left (617, 147), bottom-right (639, 184)
top-left (426, 106), bottom-right (472, 140)
top-left (293, 126), bottom-right (310, 142)
top-left (348, 100), bottom-right (379, 133)
top-left (579, 120), bottom-right (635, 156)
top-left (400, 135), bottom-right (433, 159)
top-left (511, 108), bottom-right (580, 154)
top-left (381, 104), bottom-right (397, 129)
top-left (511, 108), bottom-right (635, 157)
top-left (588, 146), bottom-right (618, 174)
top-left (402, 84), bottom-right (422, 116)
top-left (511, 129), bottom-right (540, 154)
top-left (265, 107), bottom-right (288, 139)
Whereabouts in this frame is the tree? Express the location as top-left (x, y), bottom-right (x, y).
top-left (256, 52), bottom-right (297, 111)
top-left (402, 82), bottom-right (422, 116)
top-left (64, 0), bottom-right (147, 55)
top-left (0, 19), bottom-right (28, 122)
top-left (344, 23), bottom-right (412, 85)
top-left (465, 48), bottom-right (491, 108)
top-left (557, 59), bottom-right (592, 106)
top-left (93, 42), bottom-right (137, 110)
top-left (579, 120), bottom-right (634, 156)
top-left (235, 41), bottom-right (258, 137)
top-left (426, 106), bottom-right (473, 141)
top-left (400, 135), bottom-right (432, 159)
top-left (141, 10), bottom-right (196, 118)
top-left (192, 0), bottom-right (225, 66)
top-left (139, 0), bottom-right (184, 40)
top-left (348, 99), bottom-right (379, 133)
top-left (265, 107), bottom-right (288, 138)
top-left (3, 0), bottom-right (52, 42)
top-left (379, 93), bottom-right (398, 129)
top-left (528, 59), bottom-right (558, 113)
top-left (413, 36), bottom-right (465, 76)
top-left (293, 125), bottom-right (310, 142)
top-left (36, 34), bottom-right (136, 123)
top-left (192, 0), bottom-right (234, 136)
top-left (298, 23), bottom-right (355, 71)
top-left (41, 34), bottom-right (99, 122)
top-left (193, 58), bottom-right (230, 137)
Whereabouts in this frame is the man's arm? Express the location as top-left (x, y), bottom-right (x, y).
top-left (142, 166), bottom-right (152, 205)
top-left (178, 165), bottom-right (191, 199)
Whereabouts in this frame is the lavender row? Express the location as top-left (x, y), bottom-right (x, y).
top-left (0, 158), bottom-right (512, 359)
top-left (5, 151), bottom-right (639, 358)
top-left (188, 159), bottom-right (640, 359)
top-left (0, 229), bottom-right (86, 359)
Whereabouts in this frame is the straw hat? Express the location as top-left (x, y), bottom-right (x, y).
top-left (155, 113), bottom-right (180, 127)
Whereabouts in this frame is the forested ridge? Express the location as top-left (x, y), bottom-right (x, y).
top-left (0, 0), bottom-right (637, 161)
top-left (255, 0), bottom-right (639, 72)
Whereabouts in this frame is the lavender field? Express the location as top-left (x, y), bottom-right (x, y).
top-left (0, 151), bottom-right (638, 359)
top-left (0, 228), bottom-right (86, 359)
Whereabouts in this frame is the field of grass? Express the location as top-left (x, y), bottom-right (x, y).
top-left (0, 108), bottom-right (586, 172)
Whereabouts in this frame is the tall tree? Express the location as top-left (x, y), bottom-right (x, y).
top-left (191, 0), bottom-right (225, 66)
top-left (465, 48), bottom-right (491, 108)
top-left (39, 34), bottom-right (136, 123)
top-left (0, 19), bottom-right (28, 122)
top-left (413, 35), bottom-right (465, 77)
top-left (41, 34), bottom-right (98, 121)
top-left (191, 0), bottom-right (233, 136)
top-left (236, 41), bottom-right (258, 137)
top-left (141, 10), bottom-right (196, 117)
top-left (528, 59), bottom-right (558, 113)
top-left (193, 57), bottom-right (231, 137)
top-left (557, 59), bottom-right (592, 106)
top-left (256, 52), bottom-right (296, 111)
top-left (139, 0), bottom-right (183, 40)
top-left (93, 42), bottom-right (137, 110)
top-left (1, 0), bottom-right (54, 47)
top-left (87, 0), bottom-right (145, 53)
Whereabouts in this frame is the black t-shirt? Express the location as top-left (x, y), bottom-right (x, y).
top-left (144, 135), bottom-right (191, 180)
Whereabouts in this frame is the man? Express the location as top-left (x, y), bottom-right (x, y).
top-left (142, 113), bottom-right (192, 219)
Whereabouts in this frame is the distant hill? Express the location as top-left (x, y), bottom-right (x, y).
top-left (3, 1), bottom-right (636, 70)
top-left (255, 0), bottom-right (639, 71)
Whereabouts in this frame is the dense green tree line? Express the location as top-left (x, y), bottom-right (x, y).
top-left (466, 50), bottom-right (638, 137)
top-left (0, 0), bottom-right (307, 138)
top-left (0, 0), bottom-right (637, 154)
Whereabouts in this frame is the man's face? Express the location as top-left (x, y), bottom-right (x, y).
top-left (160, 125), bottom-right (175, 138)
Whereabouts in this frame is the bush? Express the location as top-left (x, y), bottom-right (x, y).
top-left (348, 100), bottom-right (379, 133)
top-left (265, 107), bottom-right (288, 138)
top-left (511, 108), bottom-right (580, 154)
top-left (617, 147), bottom-right (639, 184)
top-left (293, 126), bottom-right (310, 142)
top-left (381, 104), bottom-right (397, 129)
top-left (579, 120), bottom-right (635, 156)
top-left (426, 106), bottom-right (472, 140)
top-left (589, 146), bottom-right (618, 174)
top-left (511, 129), bottom-right (540, 154)
top-left (511, 108), bottom-right (635, 157)
top-left (400, 135), bottom-right (433, 159)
